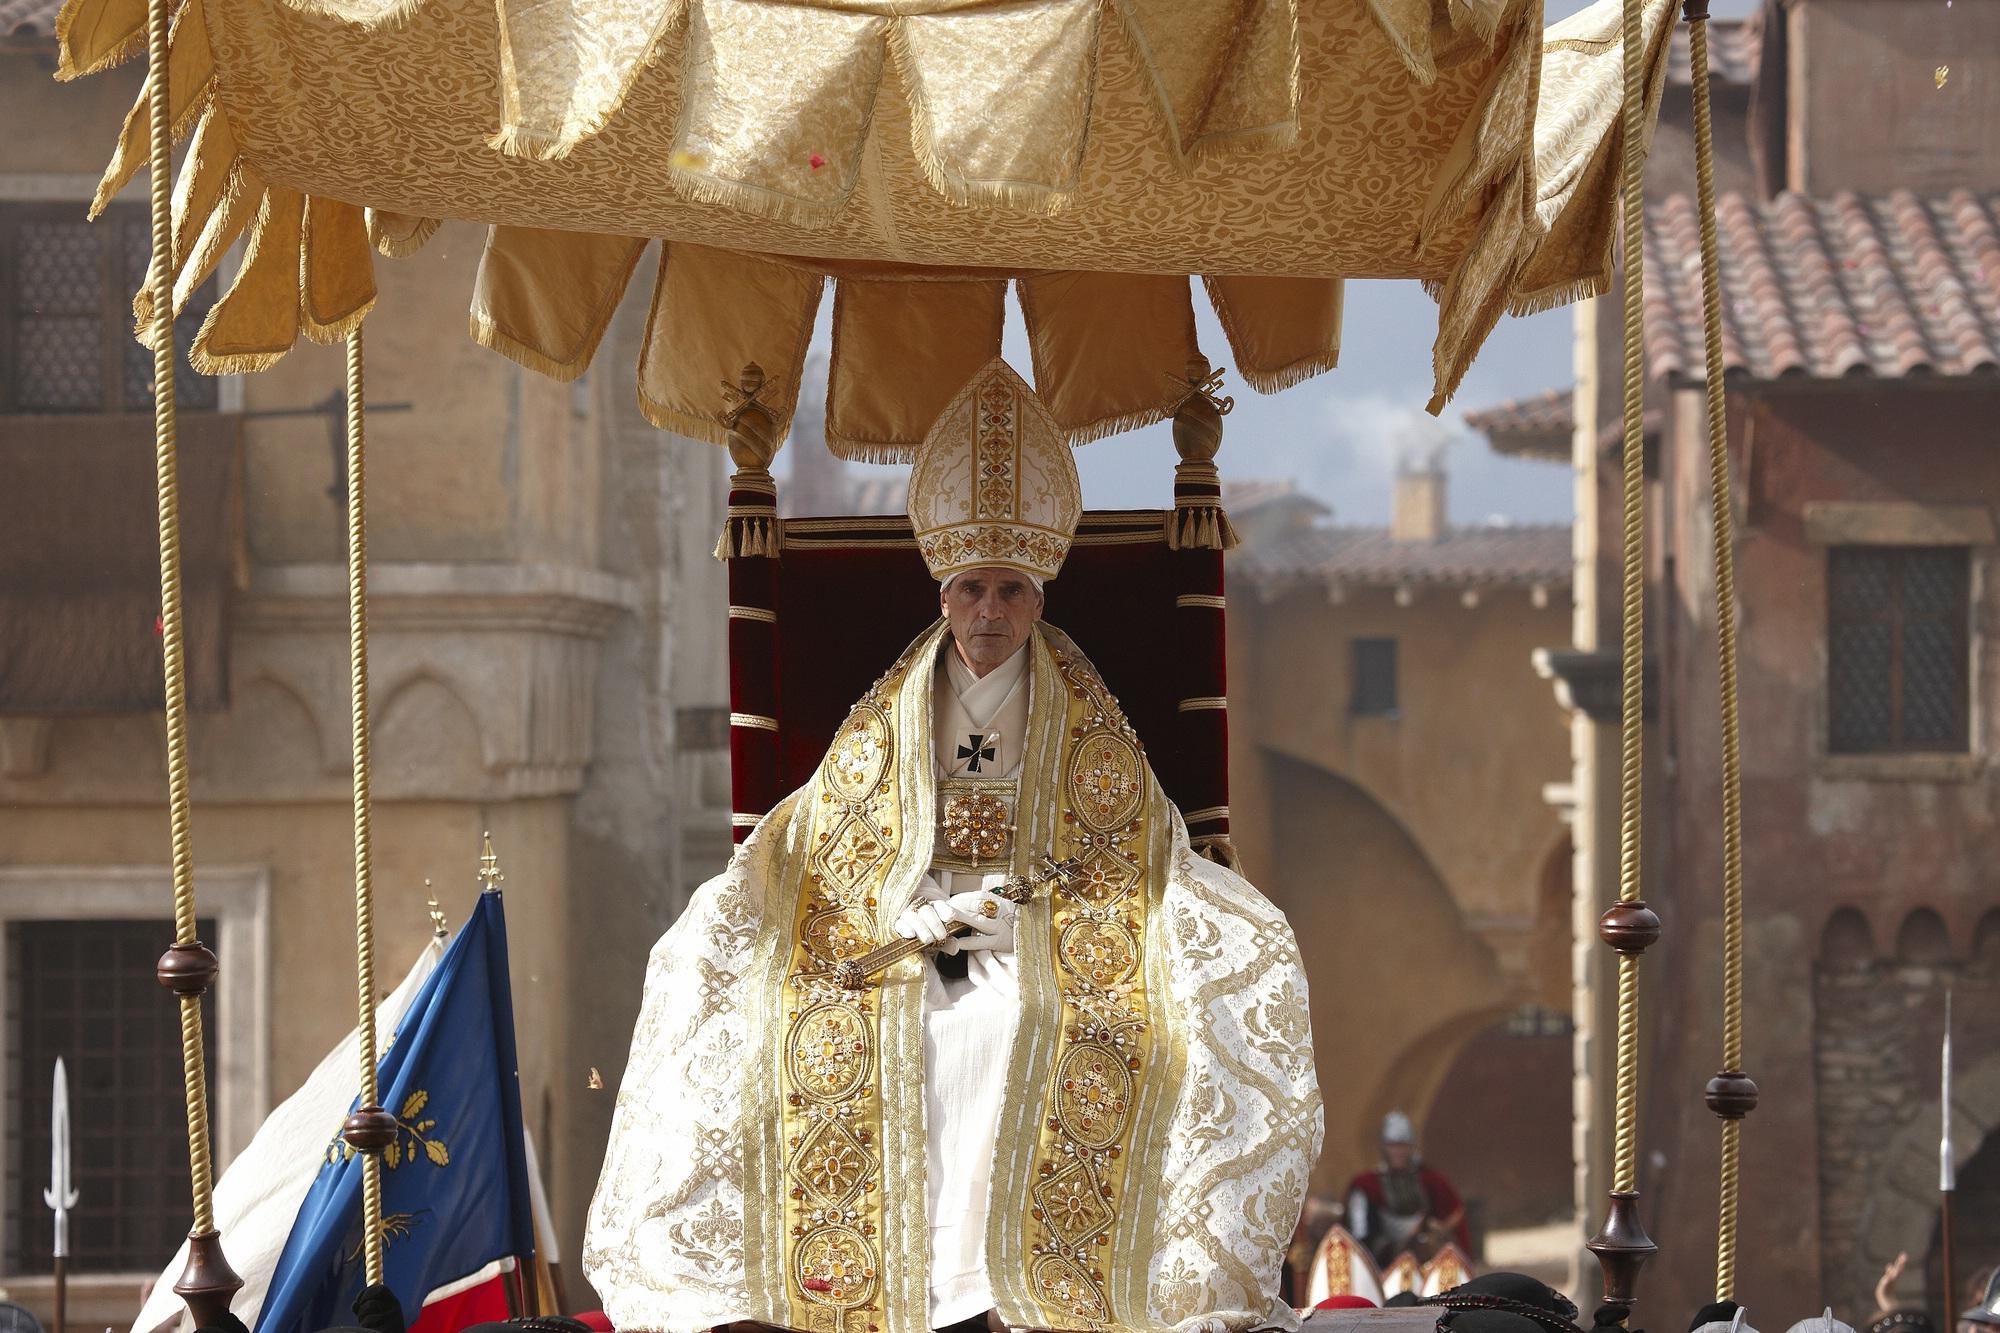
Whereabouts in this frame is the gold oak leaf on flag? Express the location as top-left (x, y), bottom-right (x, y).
top-left (381, 1088), bottom-right (451, 1170)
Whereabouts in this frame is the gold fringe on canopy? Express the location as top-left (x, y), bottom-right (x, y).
top-left (827, 274), bottom-right (1007, 461)
top-left (367, 210), bottom-right (444, 259)
top-left (158, 186), bottom-right (378, 374)
top-left (1018, 270), bottom-right (1200, 444)
top-left (1202, 275), bottom-right (1343, 392)
top-left (471, 227), bottom-right (648, 381)
top-left (60, 0), bottom-right (1674, 421)
top-left (493, 0), bottom-right (1310, 205)
top-left (1512, 0), bottom-right (1677, 310)
top-left (636, 244), bottom-right (824, 445)
top-left (470, 239), bottom-right (1343, 455)
top-left (53, 0), bottom-right (149, 79)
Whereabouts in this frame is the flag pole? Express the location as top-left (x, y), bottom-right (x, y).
top-left (44, 1057), bottom-right (78, 1333)
top-left (1941, 992), bottom-right (1957, 1332)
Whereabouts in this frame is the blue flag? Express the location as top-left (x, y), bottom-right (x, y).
top-left (257, 892), bottom-right (533, 1333)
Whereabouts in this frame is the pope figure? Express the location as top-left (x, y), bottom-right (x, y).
top-left (583, 360), bottom-right (1323, 1333)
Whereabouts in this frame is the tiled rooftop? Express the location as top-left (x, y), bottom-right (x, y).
top-left (1644, 189), bottom-right (2000, 383)
top-left (1235, 523), bottom-right (1572, 588)
top-left (1464, 389), bottom-right (1573, 461)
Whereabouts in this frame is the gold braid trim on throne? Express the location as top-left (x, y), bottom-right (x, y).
top-left (583, 616), bottom-right (1321, 1333)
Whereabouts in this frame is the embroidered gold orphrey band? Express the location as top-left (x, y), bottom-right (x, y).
top-left (771, 669), bottom-right (908, 1333)
top-left (1018, 643), bottom-right (1157, 1328)
top-left (763, 622), bottom-right (1163, 1333)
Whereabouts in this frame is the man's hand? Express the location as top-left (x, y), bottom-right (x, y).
top-left (894, 876), bottom-right (961, 953)
top-left (941, 889), bottom-right (1015, 954)
top-left (891, 878), bottom-right (1016, 956)
top-left (1875, 1251), bottom-right (1909, 1313)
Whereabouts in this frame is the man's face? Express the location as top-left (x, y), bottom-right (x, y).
top-left (942, 566), bottom-right (1044, 676)
top-left (1384, 1142), bottom-right (1414, 1170)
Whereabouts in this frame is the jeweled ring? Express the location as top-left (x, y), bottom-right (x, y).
top-left (979, 899), bottom-right (999, 918)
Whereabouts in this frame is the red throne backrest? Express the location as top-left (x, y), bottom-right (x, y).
top-left (760, 511), bottom-right (1216, 814)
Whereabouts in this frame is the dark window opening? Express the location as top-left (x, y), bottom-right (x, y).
top-left (1, 204), bottom-right (217, 415)
top-left (1351, 637), bottom-right (1399, 717)
top-left (5, 918), bottom-right (214, 1274)
top-left (1827, 546), bottom-right (1970, 754)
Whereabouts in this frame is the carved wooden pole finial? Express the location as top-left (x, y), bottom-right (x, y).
top-left (1166, 356), bottom-right (1238, 552)
top-left (717, 362), bottom-right (785, 560)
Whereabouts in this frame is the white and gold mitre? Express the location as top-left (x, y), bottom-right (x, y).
top-left (908, 358), bottom-right (1082, 583)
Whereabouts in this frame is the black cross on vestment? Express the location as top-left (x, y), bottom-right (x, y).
top-left (958, 734), bottom-right (998, 773)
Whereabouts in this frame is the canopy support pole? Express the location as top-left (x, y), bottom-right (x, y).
top-left (336, 327), bottom-right (400, 1284)
top-left (1682, 0), bottom-right (1760, 1305)
top-left (1585, 0), bottom-right (1662, 1311)
top-left (720, 363), bottom-right (786, 842)
top-left (143, 0), bottom-right (242, 1311)
top-left (1166, 356), bottom-right (1240, 868)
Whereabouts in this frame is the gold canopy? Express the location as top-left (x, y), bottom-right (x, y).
top-left (63, 0), bottom-right (1674, 442)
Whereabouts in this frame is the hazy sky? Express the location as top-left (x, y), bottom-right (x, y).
top-left (788, 0), bottom-right (1760, 528)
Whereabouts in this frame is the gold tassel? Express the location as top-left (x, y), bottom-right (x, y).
top-left (1167, 483), bottom-right (1242, 552)
top-left (713, 491), bottom-right (785, 560)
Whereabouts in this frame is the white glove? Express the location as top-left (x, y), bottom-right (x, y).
top-left (894, 876), bottom-right (959, 952)
top-left (939, 889), bottom-right (1015, 956)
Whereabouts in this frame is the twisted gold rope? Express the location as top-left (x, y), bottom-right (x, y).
top-left (344, 328), bottom-right (387, 1286)
top-left (148, 0), bottom-right (217, 1238)
top-left (1609, 0), bottom-right (1649, 1201)
top-left (1688, 15), bottom-right (1749, 1300)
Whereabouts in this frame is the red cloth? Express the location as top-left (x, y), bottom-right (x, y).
top-left (573, 1314), bottom-right (615, 1332)
top-left (1316, 1296), bottom-right (1381, 1311)
top-left (745, 512), bottom-right (1225, 817)
top-left (1344, 1167), bottom-right (1472, 1253)
top-left (407, 1271), bottom-right (514, 1333)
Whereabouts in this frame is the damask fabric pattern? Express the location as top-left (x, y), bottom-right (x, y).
top-left (583, 621), bottom-right (1323, 1333)
top-left (61, 0), bottom-right (1673, 416)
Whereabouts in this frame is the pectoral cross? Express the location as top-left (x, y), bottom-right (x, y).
top-left (958, 732), bottom-right (998, 773)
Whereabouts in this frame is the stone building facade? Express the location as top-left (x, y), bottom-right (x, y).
top-left (1227, 470), bottom-right (1578, 1240)
top-left (1474, 0), bottom-right (2000, 1318)
top-left (0, 15), bottom-right (733, 1323)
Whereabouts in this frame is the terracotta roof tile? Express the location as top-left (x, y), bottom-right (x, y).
top-left (1464, 389), bottom-right (1573, 460)
top-left (1224, 477), bottom-right (1332, 518)
top-left (1667, 19), bottom-right (1761, 86)
top-left (1644, 190), bottom-right (2000, 383)
top-left (1236, 524), bottom-right (1572, 588)
top-left (0, 0), bottom-right (62, 38)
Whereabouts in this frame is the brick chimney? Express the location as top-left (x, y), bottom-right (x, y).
top-left (1391, 465), bottom-right (1447, 543)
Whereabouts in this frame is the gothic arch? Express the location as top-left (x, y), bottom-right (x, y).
top-left (1896, 907), bottom-right (1953, 964)
top-left (193, 673), bottom-right (325, 788)
top-left (1820, 906), bottom-right (1878, 969)
top-left (1974, 909), bottom-right (2000, 968)
top-left (374, 671), bottom-right (488, 797)
top-left (1256, 748), bottom-right (1511, 1192)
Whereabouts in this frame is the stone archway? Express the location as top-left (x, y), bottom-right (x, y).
top-left (1929, 1124), bottom-right (2000, 1320)
top-left (1853, 1053), bottom-right (2000, 1318)
top-left (1256, 749), bottom-right (1513, 1196)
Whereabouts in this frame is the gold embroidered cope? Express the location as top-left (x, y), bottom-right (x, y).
top-left (583, 619), bottom-right (1324, 1333)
